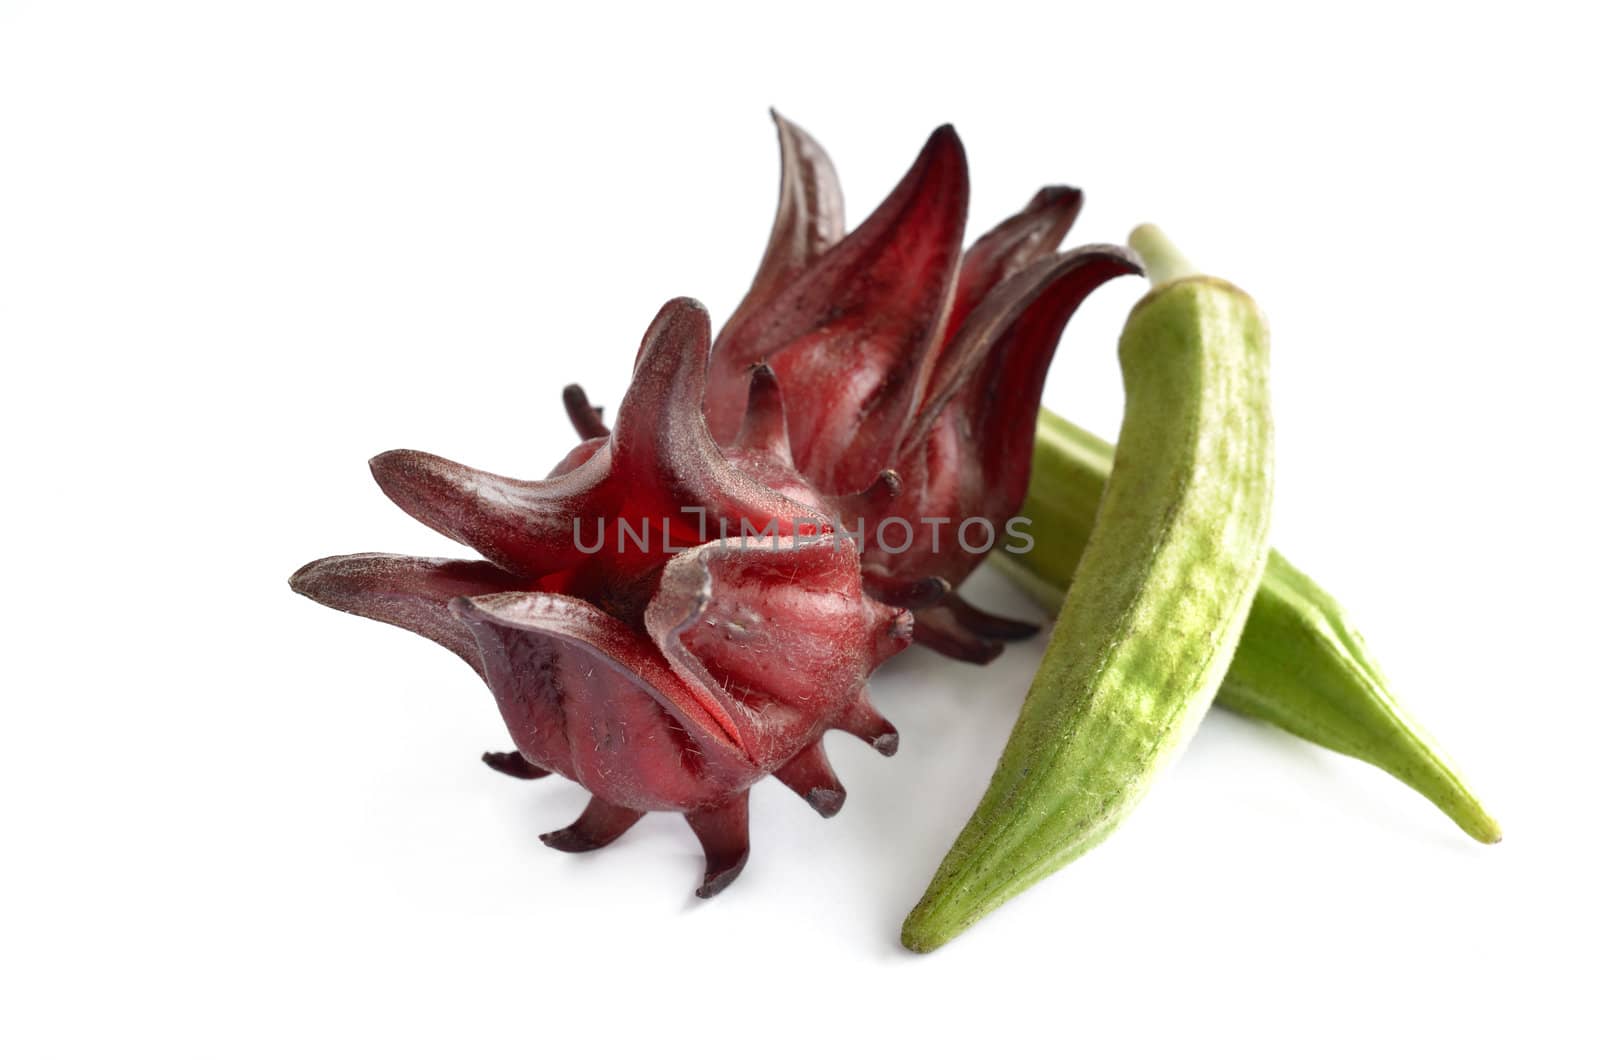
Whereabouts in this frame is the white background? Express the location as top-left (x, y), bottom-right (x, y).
top-left (4, 2), bottom-right (1596, 1056)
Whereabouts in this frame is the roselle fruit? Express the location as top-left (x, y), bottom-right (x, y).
top-left (290, 113), bottom-right (1136, 895)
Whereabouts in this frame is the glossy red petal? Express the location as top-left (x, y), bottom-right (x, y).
top-left (288, 553), bottom-right (524, 675)
top-left (612, 298), bottom-right (828, 546)
top-left (718, 111), bottom-right (845, 343)
top-left (843, 247), bottom-right (1140, 605)
top-left (707, 126), bottom-right (970, 492)
top-left (368, 446), bottom-right (613, 580)
top-left (449, 591), bottom-right (758, 811)
top-left (944, 186), bottom-right (1083, 341)
top-left (645, 538), bottom-right (910, 769)
top-left (912, 244), bottom-right (1141, 443)
top-left (945, 247), bottom-right (1141, 503)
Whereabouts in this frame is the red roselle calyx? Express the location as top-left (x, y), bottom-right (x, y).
top-left (705, 116), bottom-right (1139, 661)
top-left (290, 113), bottom-right (1137, 895)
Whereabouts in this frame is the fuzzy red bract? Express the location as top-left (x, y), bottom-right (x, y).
top-left (291, 113), bottom-right (1137, 895)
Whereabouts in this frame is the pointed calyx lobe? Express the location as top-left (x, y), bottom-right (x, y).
top-left (289, 554), bottom-right (525, 675)
top-left (720, 111), bottom-right (846, 341)
top-left (709, 125), bottom-right (970, 494)
top-left (944, 185), bottom-right (1083, 340)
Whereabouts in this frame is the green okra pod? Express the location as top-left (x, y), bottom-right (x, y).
top-left (992, 388), bottom-right (1501, 847)
top-left (902, 226), bottom-right (1275, 951)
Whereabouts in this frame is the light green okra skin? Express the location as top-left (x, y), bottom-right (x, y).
top-left (992, 390), bottom-right (1501, 848)
top-left (902, 227), bottom-right (1275, 952)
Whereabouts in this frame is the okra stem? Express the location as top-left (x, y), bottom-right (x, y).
top-left (1130, 222), bottom-right (1197, 284)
